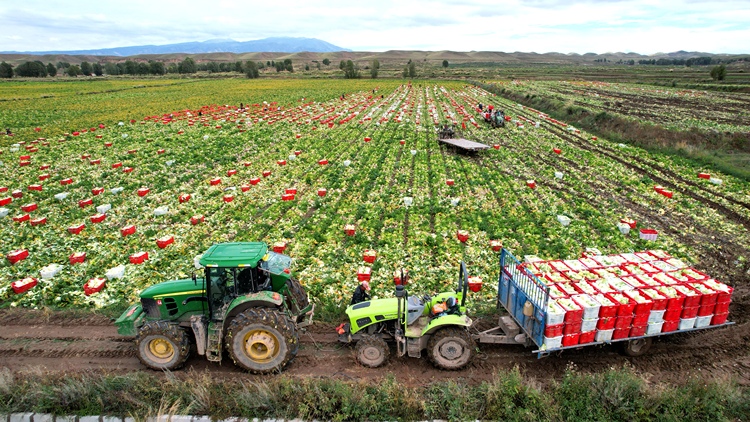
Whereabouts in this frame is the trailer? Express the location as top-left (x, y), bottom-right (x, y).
top-left (475, 248), bottom-right (734, 357)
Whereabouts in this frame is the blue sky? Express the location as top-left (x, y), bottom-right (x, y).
top-left (1, 0), bottom-right (748, 54)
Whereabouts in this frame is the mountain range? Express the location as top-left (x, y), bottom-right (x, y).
top-left (1, 37), bottom-right (350, 56)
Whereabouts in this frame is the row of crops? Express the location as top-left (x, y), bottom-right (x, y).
top-left (1, 79), bottom-right (749, 312)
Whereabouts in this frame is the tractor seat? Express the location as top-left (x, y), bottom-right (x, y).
top-left (406, 296), bottom-right (426, 325)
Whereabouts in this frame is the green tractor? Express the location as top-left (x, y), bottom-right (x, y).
top-left (337, 262), bottom-right (476, 370)
top-left (115, 242), bottom-right (314, 373)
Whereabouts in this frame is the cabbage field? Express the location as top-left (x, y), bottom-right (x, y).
top-left (1, 78), bottom-right (749, 318)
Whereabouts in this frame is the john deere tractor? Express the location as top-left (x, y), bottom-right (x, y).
top-left (115, 242), bottom-right (313, 373)
top-left (337, 262), bottom-right (476, 370)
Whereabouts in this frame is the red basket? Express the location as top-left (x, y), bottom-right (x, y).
top-left (606, 293), bottom-right (635, 316)
top-left (562, 333), bottom-right (580, 347)
top-left (90, 213), bottom-right (106, 223)
top-left (157, 235), bottom-right (174, 249)
top-left (640, 288), bottom-right (668, 311)
top-left (210, 178), bottom-right (221, 186)
top-left (663, 308), bottom-right (682, 321)
top-left (578, 331), bottom-right (596, 344)
top-left (191, 215), bottom-right (204, 225)
top-left (13, 214), bottom-right (30, 223)
top-left (697, 304), bottom-right (715, 317)
top-left (179, 194), bottom-right (191, 203)
top-left (612, 328), bottom-right (630, 340)
top-left (137, 188), bottom-right (150, 197)
top-left (129, 252), bottom-right (149, 264)
top-left (30, 217), bottom-right (46, 226)
top-left (563, 322), bottom-right (581, 335)
top-left (713, 301), bottom-right (730, 314)
top-left (263, 170), bottom-right (272, 177)
top-left (681, 306), bottom-right (699, 319)
top-left (544, 324), bottom-right (563, 338)
top-left (11, 277), bottom-right (38, 294)
top-left (357, 267), bottom-right (371, 281)
top-left (674, 285), bottom-right (701, 308)
top-left (69, 252), bottom-right (86, 264)
top-left (68, 223), bottom-right (85, 234)
top-left (121, 225), bottom-right (136, 237)
top-left (318, 188), bottom-right (327, 197)
top-left (662, 320), bottom-right (679, 332)
top-left (273, 242), bottom-right (286, 253)
top-left (7, 249), bottom-right (29, 264)
top-left (227, 169), bottom-right (237, 176)
top-left (597, 317), bottom-right (616, 330)
top-left (250, 177), bottom-right (261, 185)
top-left (629, 325), bottom-right (648, 337)
top-left (711, 313), bottom-right (729, 325)
top-left (84, 278), bottom-right (106, 296)
top-left (623, 290), bottom-right (654, 316)
top-left (78, 198), bottom-right (93, 208)
top-left (92, 187), bottom-right (104, 196)
top-left (614, 315), bottom-right (633, 329)
top-left (21, 203), bottom-right (38, 212)
top-left (363, 250), bottom-right (377, 263)
top-left (632, 313), bottom-right (649, 326)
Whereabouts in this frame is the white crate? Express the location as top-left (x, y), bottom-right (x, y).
top-left (546, 301), bottom-right (566, 326)
top-left (595, 329), bottom-right (614, 342)
top-left (695, 315), bottom-right (713, 328)
top-left (648, 309), bottom-right (665, 323)
top-left (54, 192), bottom-right (69, 200)
top-left (40, 263), bottom-right (63, 280)
top-left (96, 204), bottom-right (112, 214)
top-left (581, 318), bottom-right (598, 332)
top-left (679, 317), bottom-right (696, 330)
top-left (647, 321), bottom-right (664, 335)
top-left (154, 206), bottom-right (169, 216)
top-left (617, 223), bottom-right (631, 234)
top-left (0, 207), bottom-right (8, 218)
top-left (557, 215), bottom-right (571, 226)
top-left (543, 335), bottom-right (562, 350)
top-left (106, 265), bottom-right (126, 280)
top-left (572, 294), bottom-right (601, 320)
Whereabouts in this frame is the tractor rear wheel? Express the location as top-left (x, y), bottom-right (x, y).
top-left (355, 335), bottom-right (390, 368)
top-left (427, 327), bottom-right (476, 370)
top-left (135, 321), bottom-right (191, 370)
top-left (225, 308), bottom-right (298, 374)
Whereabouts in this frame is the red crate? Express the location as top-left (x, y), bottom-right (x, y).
top-left (662, 320), bottom-right (679, 332)
top-left (562, 333), bottom-right (580, 347)
top-left (664, 293), bottom-right (685, 311)
top-left (84, 278), bottom-right (106, 296)
top-left (129, 251), bottom-right (149, 264)
top-left (69, 252), bottom-right (86, 264)
top-left (0, 197), bottom-right (11, 206)
top-left (456, 230), bottom-right (469, 243)
top-left (0, 187), bottom-right (7, 193)
top-left (697, 304), bottom-right (715, 317)
top-left (90, 213), bottom-right (106, 223)
top-left (272, 242), bottom-right (286, 253)
top-left (38, 165), bottom-right (49, 171)
top-left (357, 267), bottom-right (371, 281)
top-left (250, 177), bottom-right (261, 185)
top-left (632, 313), bottom-right (649, 326)
top-left (318, 159), bottom-right (329, 166)
top-left (178, 193), bottom-right (191, 203)
top-left (620, 218), bottom-right (637, 229)
top-left (623, 290), bottom-right (654, 316)
top-left (544, 324), bottom-right (564, 338)
top-left (363, 249), bottom-right (377, 263)
top-left (13, 214), bottom-right (30, 223)
top-left (121, 225), bottom-right (136, 237)
top-left (344, 224), bottom-right (356, 236)
top-left (157, 235), bottom-right (174, 249)
top-left (89, 159), bottom-right (101, 165)
top-left (674, 285), bottom-right (701, 308)
top-left (285, 188), bottom-right (297, 195)
top-left (7, 249), bottom-right (29, 264)
top-left (714, 301), bottom-right (730, 314)
top-left (526, 180), bottom-right (536, 189)
top-left (112, 162), bottom-right (122, 169)
top-left (318, 188), bottom-right (327, 197)
top-left (563, 322), bottom-right (581, 335)
top-left (294, 150), bottom-right (302, 156)
top-left (262, 170), bottom-right (272, 177)
top-left (30, 217), bottom-right (46, 226)
top-left (612, 328), bottom-right (631, 340)
top-left (223, 195), bottom-right (234, 203)
top-left (243, 161), bottom-right (252, 167)
top-left (78, 198), bottom-right (93, 208)
top-left (281, 193), bottom-right (295, 201)
top-left (629, 325), bottom-right (648, 337)
top-left (68, 223), bottom-right (85, 234)
top-left (21, 203), bottom-right (38, 213)
top-left (446, 179), bottom-right (455, 186)
top-left (191, 215), bottom-right (204, 225)
top-left (123, 167), bottom-right (134, 174)
top-left (277, 160), bottom-right (287, 166)
top-left (597, 316), bottom-right (616, 330)
top-left (60, 178), bottom-right (73, 185)
top-left (614, 315), bottom-right (633, 329)
top-left (11, 277), bottom-right (38, 294)
top-left (226, 169), bottom-right (237, 177)
top-left (607, 293), bottom-right (636, 316)
top-left (711, 313), bottom-right (729, 325)
top-left (19, 160), bottom-right (31, 167)
top-left (137, 188), bottom-right (149, 197)
top-left (640, 288), bottom-right (667, 311)
top-left (698, 172), bottom-right (710, 179)
top-left (210, 178), bottom-right (221, 186)
top-left (92, 187), bottom-right (104, 196)
top-left (681, 306), bottom-right (699, 319)
top-left (39, 174), bottom-right (50, 181)
top-left (11, 190), bottom-right (23, 198)
top-left (241, 185), bottom-right (251, 192)
top-left (28, 184), bottom-right (43, 191)
top-left (578, 331), bottom-right (596, 344)
top-left (557, 299), bottom-right (584, 324)
top-left (663, 308), bottom-right (682, 321)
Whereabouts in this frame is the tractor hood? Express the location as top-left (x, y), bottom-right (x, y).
top-left (139, 277), bottom-right (205, 300)
top-left (346, 297), bottom-right (399, 334)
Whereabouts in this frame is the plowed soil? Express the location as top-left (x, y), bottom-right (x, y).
top-left (1, 309), bottom-right (747, 386)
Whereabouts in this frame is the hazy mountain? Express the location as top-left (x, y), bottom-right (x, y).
top-left (2, 37), bottom-right (351, 56)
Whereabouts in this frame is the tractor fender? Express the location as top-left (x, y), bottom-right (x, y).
top-left (421, 314), bottom-right (472, 337)
top-left (115, 303), bottom-right (144, 336)
top-left (224, 291), bottom-right (285, 325)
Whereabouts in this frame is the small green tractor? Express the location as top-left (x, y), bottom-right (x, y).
top-left (115, 242), bottom-right (314, 373)
top-left (337, 262), bottom-right (477, 370)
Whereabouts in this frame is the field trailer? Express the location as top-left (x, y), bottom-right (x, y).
top-left (115, 242), bottom-right (314, 373)
top-left (339, 248), bottom-right (733, 368)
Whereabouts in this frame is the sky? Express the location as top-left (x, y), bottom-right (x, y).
top-left (1, 0), bottom-right (749, 55)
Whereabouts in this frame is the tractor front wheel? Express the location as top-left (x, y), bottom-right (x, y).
top-left (427, 327), bottom-right (476, 370)
top-left (135, 321), bottom-right (191, 370)
top-left (225, 308), bottom-right (298, 374)
top-left (355, 335), bottom-right (390, 368)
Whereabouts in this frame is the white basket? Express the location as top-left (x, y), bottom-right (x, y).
top-left (554, 171), bottom-right (563, 180)
top-left (111, 187), bottom-right (124, 194)
top-left (543, 335), bottom-right (562, 350)
top-left (581, 318), bottom-right (598, 332)
top-left (105, 265), bottom-right (126, 280)
top-left (154, 206), bottom-right (169, 216)
top-left (695, 315), bottom-right (712, 328)
top-left (617, 223), bottom-right (631, 235)
top-left (403, 196), bottom-right (413, 206)
top-left (639, 230), bottom-right (658, 241)
top-left (96, 204), bottom-right (112, 214)
top-left (647, 321), bottom-right (664, 335)
top-left (679, 317), bottom-right (696, 330)
top-left (573, 294), bottom-right (600, 320)
top-left (410, 149), bottom-right (417, 155)
top-left (557, 215), bottom-right (571, 226)
top-left (40, 263), bottom-right (63, 280)
top-left (54, 192), bottom-right (69, 200)
top-left (648, 309), bottom-right (665, 323)
top-left (451, 198), bottom-right (460, 207)
top-left (166, 160), bottom-right (175, 166)
top-left (546, 301), bottom-right (566, 326)
top-left (595, 329), bottom-right (613, 342)
top-left (0, 208), bottom-right (8, 218)
top-left (709, 177), bottom-right (722, 185)
top-left (343, 159), bottom-right (351, 167)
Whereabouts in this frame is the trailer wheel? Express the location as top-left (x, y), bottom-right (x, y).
top-left (428, 327), bottom-right (476, 370)
top-left (622, 337), bottom-right (652, 357)
top-left (356, 335), bottom-right (390, 368)
top-left (135, 321), bottom-right (191, 371)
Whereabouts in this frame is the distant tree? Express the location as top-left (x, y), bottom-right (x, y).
top-left (67, 65), bottom-right (81, 77)
top-left (245, 61), bottom-right (259, 79)
top-left (339, 60), bottom-right (346, 70)
top-left (166, 63), bottom-right (178, 74)
top-left (283, 58), bottom-right (293, 72)
top-left (322, 58), bottom-right (331, 66)
top-left (92, 63), bottom-right (103, 76)
top-left (46, 63), bottom-right (57, 76)
top-left (370, 59), bottom-right (379, 79)
top-left (137, 62), bottom-right (149, 75)
top-left (442, 60), bottom-right (449, 68)
top-left (305, 64), bottom-right (310, 71)
top-left (104, 62), bottom-right (119, 75)
top-left (178, 57), bottom-right (197, 74)
top-left (149, 61), bottom-right (165, 75)
top-left (266, 61), bottom-right (271, 66)
top-left (234, 61), bottom-right (243, 73)
top-left (710, 64), bottom-right (727, 81)
top-left (124, 60), bottom-right (138, 75)
top-left (0, 62), bottom-right (13, 78)
top-left (275, 62), bottom-right (283, 72)
top-left (56, 61), bottom-right (70, 69)
top-left (206, 61), bottom-right (219, 73)
top-left (80, 61), bottom-right (92, 76)
top-left (344, 60), bottom-right (359, 79)
top-left (15, 61), bottom-right (47, 77)
top-left (403, 61), bottom-right (416, 78)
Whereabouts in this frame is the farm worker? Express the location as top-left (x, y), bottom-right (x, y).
top-left (350, 281), bottom-right (371, 305)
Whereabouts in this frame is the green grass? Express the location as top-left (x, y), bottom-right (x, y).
top-left (1, 366), bottom-right (746, 421)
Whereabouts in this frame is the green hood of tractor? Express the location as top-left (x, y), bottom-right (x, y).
top-left (346, 297), bottom-right (400, 333)
top-left (139, 278), bottom-right (205, 299)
